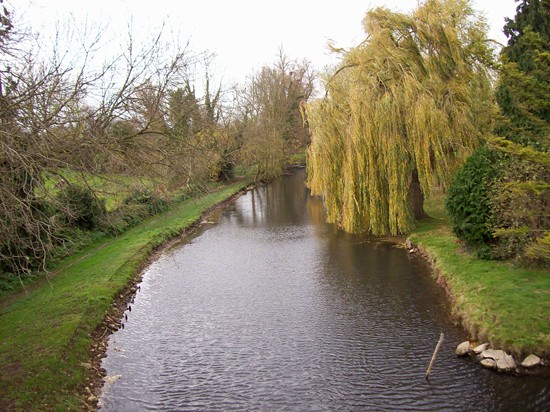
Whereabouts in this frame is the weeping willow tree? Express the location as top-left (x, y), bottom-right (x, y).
top-left (306, 0), bottom-right (495, 235)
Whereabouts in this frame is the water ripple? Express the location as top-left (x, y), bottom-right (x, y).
top-left (100, 172), bottom-right (550, 411)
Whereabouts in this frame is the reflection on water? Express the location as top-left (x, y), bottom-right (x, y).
top-left (100, 169), bottom-right (549, 411)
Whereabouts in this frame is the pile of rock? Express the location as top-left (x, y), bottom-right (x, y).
top-left (455, 341), bottom-right (543, 373)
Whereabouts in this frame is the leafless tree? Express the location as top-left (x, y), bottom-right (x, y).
top-left (233, 49), bottom-right (315, 180)
top-left (0, 8), bottom-right (200, 276)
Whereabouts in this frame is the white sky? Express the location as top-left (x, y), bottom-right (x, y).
top-left (15, 0), bottom-right (518, 85)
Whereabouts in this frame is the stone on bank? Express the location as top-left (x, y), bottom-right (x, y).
top-left (456, 341), bottom-right (470, 356)
top-left (521, 354), bottom-right (542, 368)
top-left (473, 343), bottom-right (489, 354)
top-left (454, 342), bottom-right (545, 373)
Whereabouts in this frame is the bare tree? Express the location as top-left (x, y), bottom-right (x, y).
top-left (234, 50), bottom-right (315, 180)
top-left (0, 9), bottom-right (198, 276)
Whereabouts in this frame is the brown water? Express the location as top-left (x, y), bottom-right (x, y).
top-left (100, 170), bottom-right (549, 411)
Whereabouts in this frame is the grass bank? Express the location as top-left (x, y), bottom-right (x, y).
top-left (0, 179), bottom-right (251, 411)
top-left (409, 195), bottom-right (550, 357)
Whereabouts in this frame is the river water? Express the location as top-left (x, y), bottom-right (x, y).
top-left (100, 170), bottom-right (549, 411)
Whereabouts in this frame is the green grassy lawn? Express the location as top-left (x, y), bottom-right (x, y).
top-left (410, 194), bottom-right (550, 356)
top-left (0, 180), bottom-right (250, 411)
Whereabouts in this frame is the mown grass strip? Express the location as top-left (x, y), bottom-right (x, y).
top-left (409, 198), bottom-right (550, 357)
top-left (0, 180), bottom-right (250, 411)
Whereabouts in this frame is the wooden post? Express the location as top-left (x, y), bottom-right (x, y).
top-left (425, 333), bottom-right (444, 380)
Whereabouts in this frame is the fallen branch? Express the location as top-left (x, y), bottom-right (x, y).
top-left (426, 333), bottom-right (444, 380)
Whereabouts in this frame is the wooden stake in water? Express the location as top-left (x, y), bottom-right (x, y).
top-left (425, 333), bottom-right (444, 380)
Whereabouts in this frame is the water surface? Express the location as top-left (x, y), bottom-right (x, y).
top-left (100, 170), bottom-right (549, 411)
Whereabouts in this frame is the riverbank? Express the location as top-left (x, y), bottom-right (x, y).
top-left (0, 179), bottom-right (252, 411)
top-left (408, 196), bottom-right (550, 361)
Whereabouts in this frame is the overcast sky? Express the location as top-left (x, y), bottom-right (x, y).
top-left (15, 0), bottom-right (518, 84)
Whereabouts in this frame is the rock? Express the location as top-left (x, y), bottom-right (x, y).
top-left (496, 354), bottom-right (516, 372)
top-left (473, 343), bottom-right (489, 354)
top-left (480, 358), bottom-right (497, 369)
top-left (87, 395), bottom-right (97, 402)
top-left (480, 349), bottom-right (507, 361)
top-left (521, 354), bottom-right (541, 368)
top-left (104, 374), bottom-right (122, 385)
top-left (80, 362), bottom-right (93, 370)
top-left (456, 341), bottom-right (470, 356)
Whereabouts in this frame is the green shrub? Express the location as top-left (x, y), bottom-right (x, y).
top-left (100, 189), bottom-right (169, 236)
top-left (211, 152), bottom-right (234, 182)
top-left (123, 188), bottom-right (168, 215)
top-left (488, 151), bottom-right (550, 263)
top-left (100, 204), bottom-right (149, 236)
top-left (525, 233), bottom-right (550, 265)
top-left (56, 185), bottom-right (106, 230)
top-left (445, 146), bottom-right (499, 256)
top-left (0, 199), bottom-right (57, 275)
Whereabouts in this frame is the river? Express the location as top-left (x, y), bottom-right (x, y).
top-left (100, 170), bottom-right (549, 411)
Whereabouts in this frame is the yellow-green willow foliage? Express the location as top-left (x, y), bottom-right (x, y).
top-left (306, 0), bottom-right (496, 235)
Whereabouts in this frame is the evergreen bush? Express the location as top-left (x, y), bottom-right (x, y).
top-left (445, 146), bottom-right (499, 257)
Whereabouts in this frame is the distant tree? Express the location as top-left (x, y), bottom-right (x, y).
top-left (235, 50), bottom-right (314, 180)
top-left (167, 71), bottom-right (221, 140)
top-left (168, 82), bottom-right (199, 140)
top-left (164, 67), bottom-right (236, 184)
top-left (196, 71), bottom-right (234, 182)
top-left (306, 0), bottom-right (495, 235)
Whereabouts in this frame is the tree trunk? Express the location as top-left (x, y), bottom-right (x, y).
top-left (408, 169), bottom-right (427, 219)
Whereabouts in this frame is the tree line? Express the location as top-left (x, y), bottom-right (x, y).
top-left (2, 0), bottom-right (548, 281)
top-left (0, 2), bottom-right (313, 279)
top-left (305, 0), bottom-right (548, 265)
top-left (446, 0), bottom-right (549, 262)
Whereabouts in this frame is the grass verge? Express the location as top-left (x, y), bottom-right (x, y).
top-left (409, 195), bottom-right (550, 357)
top-left (0, 179), bottom-right (251, 411)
